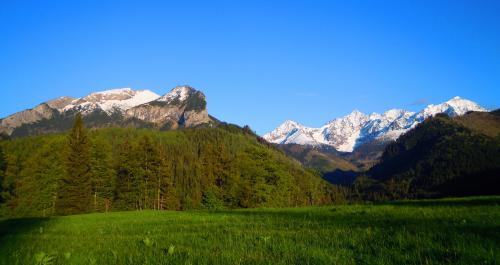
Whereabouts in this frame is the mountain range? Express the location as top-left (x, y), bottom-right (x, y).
top-left (263, 97), bottom-right (486, 152)
top-left (0, 86), bottom-right (213, 137)
top-left (362, 109), bottom-right (500, 199)
top-left (0, 85), bottom-right (498, 207)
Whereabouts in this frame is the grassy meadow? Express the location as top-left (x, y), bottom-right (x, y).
top-left (0, 196), bottom-right (499, 265)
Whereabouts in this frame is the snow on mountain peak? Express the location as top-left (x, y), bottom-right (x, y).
top-left (157, 86), bottom-right (195, 103)
top-left (262, 120), bottom-right (302, 137)
top-left (262, 120), bottom-right (309, 145)
top-left (83, 88), bottom-right (134, 102)
top-left (62, 88), bottom-right (160, 113)
top-left (326, 110), bottom-right (367, 125)
top-left (347, 109), bottom-right (366, 119)
top-left (263, 96), bottom-right (486, 152)
top-left (92, 87), bottom-right (133, 95)
top-left (383, 109), bottom-right (407, 119)
top-left (281, 120), bottom-right (302, 128)
top-left (445, 96), bottom-right (486, 115)
top-left (416, 96), bottom-right (485, 120)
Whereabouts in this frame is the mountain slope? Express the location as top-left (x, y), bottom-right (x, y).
top-left (275, 144), bottom-right (360, 185)
top-left (264, 97), bottom-right (487, 152)
top-left (365, 110), bottom-right (500, 199)
top-left (0, 86), bottom-right (215, 137)
top-left (278, 144), bottom-right (357, 173)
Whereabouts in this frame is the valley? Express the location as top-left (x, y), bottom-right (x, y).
top-left (1, 1), bottom-right (498, 264)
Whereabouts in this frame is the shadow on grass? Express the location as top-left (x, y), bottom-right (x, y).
top-left (0, 217), bottom-right (50, 242)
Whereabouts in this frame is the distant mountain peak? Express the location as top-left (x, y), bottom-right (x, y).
top-left (281, 120), bottom-right (303, 127)
top-left (264, 96), bottom-right (486, 152)
top-left (350, 109), bottom-right (364, 115)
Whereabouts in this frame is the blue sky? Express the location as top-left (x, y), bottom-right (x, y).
top-left (0, 0), bottom-right (499, 134)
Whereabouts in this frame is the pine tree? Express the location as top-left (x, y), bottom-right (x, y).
top-left (114, 138), bottom-right (136, 210)
top-left (0, 145), bottom-right (6, 203)
top-left (14, 141), bottom-right (63, 216)
top-left (156, 146), bottom-right (174, 210)
top-left (56, 114), bottom-right (92, 215)
top-left (90, 136), bottom-right (115, 212)
top-left (136, 135), bottom-right (160, 209)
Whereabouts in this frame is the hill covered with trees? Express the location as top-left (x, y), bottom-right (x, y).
top-left (357, 111), bottom-right (500, 200)
top-left (276, 144), bottom-right (360, 185)
top-left (0, 115), bottom-right (344, 217)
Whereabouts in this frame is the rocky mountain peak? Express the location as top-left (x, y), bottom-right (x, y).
top-left (0, 86), bottom-right (213, 137)
top-left (280, 120), bottom-right (303, 129)
top-left (264, 96), bottom-right (486, 152)
top-left (382, 109), bottom-right (411, 120)
top-left (157, 86), bottom-right (197, 103)
top-left (46, 96), bottom-right (76, 110)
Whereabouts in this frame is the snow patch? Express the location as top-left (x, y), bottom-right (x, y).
top-left (62, 88), bottom-right (160, 114)
top-left (157, 86), bottom-right (194, 103)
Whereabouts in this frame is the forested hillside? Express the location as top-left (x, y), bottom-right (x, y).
top-left (0, 116), bottom-right (343, 217)
top-left (360, 111), bottom-right (500, 200)
top-left (277, 144), bottom-right (360, 185)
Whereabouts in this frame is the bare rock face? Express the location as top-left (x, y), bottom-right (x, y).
top-left (125, 86), bottom-right (211, 128)
top-left (126, 102), bottom-right (183, 124)
top-left (46, 96), bottom-right (76, 110)
top-left (0, 103), bottom-right (57, 135)
top-left (182, 109), bottom-right (211, 127)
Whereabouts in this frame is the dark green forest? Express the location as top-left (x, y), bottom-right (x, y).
top-left (356, 112), bottom-right (500, 200)
top-left (0, 115), bottom-right (344, 217)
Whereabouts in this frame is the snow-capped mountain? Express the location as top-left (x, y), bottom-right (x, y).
top-left (0, 86), bottom-right (213, 136)
top-left (263, 97), bottom-right (487, 152)
top-left (61, 88), bottom-right (160, 114)
top-left (157, 86), bottom-right (192, 103)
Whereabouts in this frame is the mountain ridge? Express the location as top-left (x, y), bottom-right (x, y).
top-left (0, 86), bottom-right (213, 136)
top-left (263, 97), bottom-right (487, 152)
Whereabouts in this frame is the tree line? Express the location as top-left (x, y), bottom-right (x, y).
top-left (0, 115), bottom-right (345, 217)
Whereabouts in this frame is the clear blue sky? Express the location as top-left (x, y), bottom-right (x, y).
top-left (1, 0), bottom-right (499, 134)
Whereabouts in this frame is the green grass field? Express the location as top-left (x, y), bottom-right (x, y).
top-left (1, 196), bottom-right (499, 265)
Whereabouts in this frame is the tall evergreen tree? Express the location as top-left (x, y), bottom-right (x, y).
top-left (56, 114), bottom-right (92, 215)
top-left (135, 135), bottom-right (160, 209)
top-left (90, 136), bottom-right (116, 212)
top-left (14, 141), bottom-right (63, 216)
top-left (114, 138), bottom-right (136, 210)
top-left (156, 146), bottom-right (176, 210)
top-left (0, 145), bottom-right (6, 203)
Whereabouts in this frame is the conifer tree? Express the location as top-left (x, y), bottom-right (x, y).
top-left (90, 137), bottom-right (115, 212)
top-left (136, 135), bottom-right (160, 209)
top-left (0, 145), bottom-right (6, 203)
top-left (56, 113), bottom-right (92, 215)
top-left (114, 138), bottom-right (136, 210)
